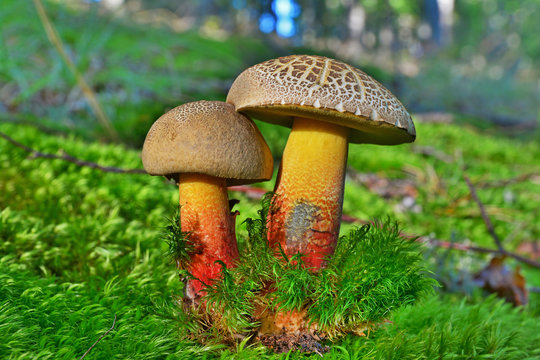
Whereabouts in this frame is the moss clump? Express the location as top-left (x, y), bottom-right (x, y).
top-left (164, 206), bottom-right (194, 270)
top-left (171, 196), bottom-right (437, 343)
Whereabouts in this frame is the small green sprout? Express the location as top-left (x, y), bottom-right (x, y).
top-left (163, 206), bottom-right (193, 269)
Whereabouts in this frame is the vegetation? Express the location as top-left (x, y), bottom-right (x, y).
top-left (1, 0), bottom-right (540, 358)
top-left (183, 200), bottom-right (435, 339)
top-left (2, 117), bottom-right (539, 357)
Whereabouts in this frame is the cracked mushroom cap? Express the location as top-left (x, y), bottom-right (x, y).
top-left (226, 54), bottom-right (415, 145)
top-left (142, 101), bottom-right (273, 186)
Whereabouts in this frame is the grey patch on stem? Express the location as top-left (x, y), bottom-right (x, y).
top-left (285, 200), bottom-right (320, 254)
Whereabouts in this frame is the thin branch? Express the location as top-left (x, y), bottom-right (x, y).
top-left (229, 185), bottom-right (268, 198)
top-left (0, 131), bottom-right (145, 174)
top-left (504, 252), bottom-right (540, 269)
top-left (0, 131), bottom-right (35, 153)
top-left (478, 172), bottom-right (540, 188)
top-left (424, 238), bottom-right (538, 267)
top-left (411, 145), bottom-right (453, 163)
top-left (424, 239), bottom-right (500, 254)
top-left (78, 314), bottom-right (117, 360)
top-left (463, 173), bottom-right (505, 253)
top-left (33, 0), bottom-right (119, 141)
top-left (463, 172), bottom-right (540, 268)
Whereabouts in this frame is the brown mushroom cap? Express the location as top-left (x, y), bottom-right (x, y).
top-left (226, 55), bottom-right (415, 145)
top-left (142, 101), bottom-right (273, 185)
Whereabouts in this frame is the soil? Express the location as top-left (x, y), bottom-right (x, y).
top-left (257, 333), bottom-right (330, 354)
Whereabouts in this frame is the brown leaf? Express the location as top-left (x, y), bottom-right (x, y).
top-left (474, 256), bottom-right (528, 306)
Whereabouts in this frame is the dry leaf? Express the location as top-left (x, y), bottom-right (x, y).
top-left (474, 256), bottom-right (528, 306)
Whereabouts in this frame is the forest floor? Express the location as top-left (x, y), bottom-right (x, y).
top-left (1, 1), bottom-right (539, 359)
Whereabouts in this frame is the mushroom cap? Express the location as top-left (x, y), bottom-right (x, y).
top-left (142, 101), bottom-right (273, 186)
top-left (226, 55), bottom-right (415, 145)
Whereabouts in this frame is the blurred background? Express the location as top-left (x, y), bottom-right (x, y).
top-left (1, 0), bottom-right (538, 145)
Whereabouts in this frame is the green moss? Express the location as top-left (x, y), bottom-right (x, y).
top-left (309, 222), bottom-right (436, 336)
top-left (1, 121), bottom-right (540, 358)
top-left (163, 206), bottom-right (194, 270)
top-left (313, 296), bottom-right (540, 360)
top-left (177, 198), bottom-right (436, 340)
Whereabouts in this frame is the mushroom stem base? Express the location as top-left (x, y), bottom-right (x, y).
top-left (179, 173), bottom-right (239, 300)
top-left (268, 117), bottom-right (349, 269)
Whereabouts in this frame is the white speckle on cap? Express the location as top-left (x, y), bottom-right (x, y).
top-left (370, 109), bottom-right (380, 121)
top-left (307, 84), bottom-right (320, 98)
top-left (226, 55), bottom-right (417, 144)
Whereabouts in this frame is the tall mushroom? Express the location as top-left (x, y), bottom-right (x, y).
top-left (142, 101), bottom-right (273, 300)
top-left (227, 55), bottom-right (415, 269)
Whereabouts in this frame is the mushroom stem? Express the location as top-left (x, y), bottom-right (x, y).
top-left (268, 117), bottom-right (349, 269)
top-left (179, 173), bottom-right (239, 299)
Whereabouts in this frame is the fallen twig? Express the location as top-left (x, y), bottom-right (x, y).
top-left (229, 185), bottom-right (268, 198)
top-left (477, 172), bottom-right (540, 188)
top-left (463, 172), bottom-right (540, 269)
top-left (411, 145), bottom-right (453, 163)
top-left (425, 239), bottom-right (500, 254)
top-left (0, 131), bottom-right (145, 174)
top-left (463, 174), bottom-right (505, 253)
top-left (78, 314), bottom-right (117, 360)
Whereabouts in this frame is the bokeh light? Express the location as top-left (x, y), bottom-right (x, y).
top-left (259, 0), bottom-right (299, 38)
top-left (259, 12), bottom-right (276, 33)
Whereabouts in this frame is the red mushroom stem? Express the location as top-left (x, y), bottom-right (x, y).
top-left (179, 173), bottom-right (239, 299)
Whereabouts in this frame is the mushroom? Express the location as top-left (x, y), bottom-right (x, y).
top-left (227, 55), bottom-right (415, 270)
top-left (142, 101), bottom-right (273, 300)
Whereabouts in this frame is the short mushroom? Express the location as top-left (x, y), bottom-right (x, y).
top-left (142, 101), bottom-right (273, 300)
top-left (227, 55), bottom-right (415, 269)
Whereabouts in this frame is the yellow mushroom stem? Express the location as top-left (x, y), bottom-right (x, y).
top-left (179, 173), bottom-right (239, 300)
top-left (268, 117), bottom-right (349, 269)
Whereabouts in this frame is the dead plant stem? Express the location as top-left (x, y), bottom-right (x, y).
top-left (33, 0), bottom-right (119, 141)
